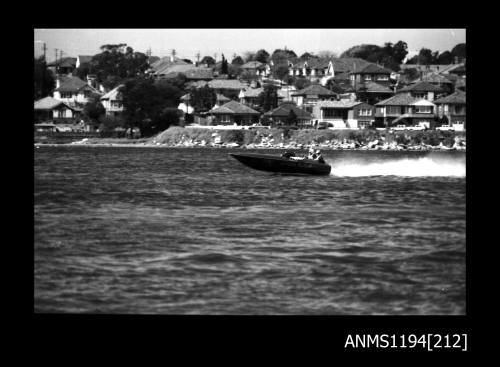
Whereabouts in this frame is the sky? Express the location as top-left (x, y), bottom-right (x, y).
top-left (34, 29), bottom-right (466, 63)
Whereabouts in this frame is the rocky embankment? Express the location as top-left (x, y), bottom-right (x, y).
top-left (52, 126), bottom-right (466, 151)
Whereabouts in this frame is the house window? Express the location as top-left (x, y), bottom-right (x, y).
top-left (387, 106), bottom-right (401, 115)
top-left (415, 106), bottom-right (432, 114)
top-left (111, 100), bottom-right (123, 109)
top-left (364, 75), bottom-right (372, 81)
top-left (60, 92), bottom-right (73, 99)
top-left (359, 108), bottom-right (372, 116)
top-left (377, 75), bottom-right (389, 81)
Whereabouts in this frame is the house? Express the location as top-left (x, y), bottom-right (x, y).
top-left (434, 91), bottom-right (466, 131)
top-left (46, 57), bottom-right (77, 75)
top-left (395, 81), bottom-right (444, 101)
top-left (207, 79), bottom-right (247, 99)
top-left (240, 61), bottom-right (269, 77)
top-left (349, 64), bottom-right (393, 87)
top-left (34, 96), bottom-right (82, 123)
top-left (288, 58), bottom-right (351, 85)
top-left (264, 102), bottom-right (313, 128)
top-left (312, 100), bottom-right (375, 129)
top-left (53, 76), bottom-right (102, 106)
top-left (100, 84), bottom-right (124, 116)
top-left (149, 55), bottom-right (188, 74)
top-left (410, 72), bottom-right (455, 94)
top-left (208, 100), bottom-right (260, 125)
top-left (155, 63), bottom-right (213, 81)
top-left (354, 81), bottom-right (395, 105)
top-left (239, 87), bottom-right (263, 106)
top-left (290, 84), bottom-right (337, 112)
top-left (375, 94), bottom-right (436, 128)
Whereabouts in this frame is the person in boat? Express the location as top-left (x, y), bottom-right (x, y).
top-left (315, 149), bottom-right (325, 164)
top-left (307, 147), bottom-right (316, 160)
top-left (281, 151), bottom-right (296, 159)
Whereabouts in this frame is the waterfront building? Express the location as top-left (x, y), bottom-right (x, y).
top-left (375, 94), bottom-right (436, 128)
top-left (100, 84), bottom-right (124, 117)
top-left (312, 100), bottom-right (375, 129)
top-left (207, 100), bottom-right (260, 125)
top-left (434, 90), bottom-right (466, 131)
top-left (290, 84), bottom-right (338, 113)
top-left (264, 102), bottom-right (313, 128)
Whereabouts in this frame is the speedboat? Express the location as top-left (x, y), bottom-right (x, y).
top-left (229, 152), bottom-right (331, 175)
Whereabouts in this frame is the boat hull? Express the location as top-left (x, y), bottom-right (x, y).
top-left (230, 153), bottom-right (331, 175)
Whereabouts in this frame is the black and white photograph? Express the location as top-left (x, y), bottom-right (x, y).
top-left (34, 28), bottom-right (466, 315)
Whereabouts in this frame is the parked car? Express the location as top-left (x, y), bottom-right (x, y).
top-left (436, 125), bottom-right (455, 131)
top-left (392, 125), bottom-right (408, 131)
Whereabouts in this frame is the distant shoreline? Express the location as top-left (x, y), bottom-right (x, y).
top-left (34, 142), bottom-right (466, 152)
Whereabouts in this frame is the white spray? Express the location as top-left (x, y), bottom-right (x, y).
top-left (329, 156), bottom-right (465, 177)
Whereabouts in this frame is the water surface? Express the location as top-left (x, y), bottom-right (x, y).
top-left (34, 147), bottom-right (466, 314)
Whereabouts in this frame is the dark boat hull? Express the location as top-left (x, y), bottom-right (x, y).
top-left (230, 153), bottom-right (331, 175)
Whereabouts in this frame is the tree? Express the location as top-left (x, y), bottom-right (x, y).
top-left (437, 51), bottom-right (454, 64)
top-left (90, 44), bottom-right (149, 89)
top-left (272, 49), bottom-right (297, 59)
top-left (316, 50), bottom-right (338, 59)
top-left (258, 85), bottom-right (279, 112)
top-left (451, 43), bottom-right (466, 62)
top-left (34, 56), bottom-right (56, 100)
top-left (273, 65), bottom-right (290, 81)
top-left (341, 44), bottom-right (382, 62)
top-left (200, 56), bottom-right (216, 66)
top-left (242, 51), bottom-right (255, 63)
top-left (293, 77), bottom-right (311, 90)
top-left (120, 76), bottom-right (183, 136)
top-left (392, 41), bottom-right (408, 64)
top-left (83, 93), bottom-right (106, 122)
top-left (254, 49), bottom-right (270, 63)
top-left (417, 48), bottom-right (434, 65)
top-left (286, 109), bottom-right (298, 126)
top-left (231, 56), bottom-right (244, 65)
top-left (189, 85), bottom-right (217, 112)
top-left (221, 54), bottom-right (228, 75)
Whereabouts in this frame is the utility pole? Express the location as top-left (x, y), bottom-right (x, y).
top-left (195, 51), bottom-right (200, 66)
top-left (54, 48), bottom-right (59, 74)
top-left (171, 49), bottom-right (176, 58)
top-left (42, 43), bottom-right (47, 61)
top-left (214, 53), bottom-right (217, 62)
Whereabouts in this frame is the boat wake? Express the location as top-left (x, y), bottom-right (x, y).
top-left (329, 156), bottom-right (466, 177)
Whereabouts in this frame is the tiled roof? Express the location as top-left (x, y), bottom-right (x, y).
top-left (150, 56), bottom-right (188, 71)
top-left (314, 100), bottom-right (364, 109)
top-left (333, 72), bottom-right (350, 81)
top-left (413, 72), bottom-right (454, 84)
top-left (352, 63), bottom-right (393, 75)
top-left (434, 90), bottom-right (466, 104)
top-left (183, 68), bottom-right (213, 80)
top-left (208, 79), bottom-right (246, 90)
top-left (217, 94), bottom-right (230, 102)
top-left (54, 76), bottom-right (88, 92)
top-left (210, 100), bottom-right (260, 115)
top-left (241, 87), bottom-right (263, 98)
top-left (47, 57), bottom-right (77, 68)
top-left (375, 94), bottom-right (419, 106)
top-left (241, 61), bottom-right (265, 69)
top-left (100, 84), bottom-right (124, 100)
top-left (356, 81), bottom-right (394, 93)
top-left (398, 81), bottom-right (443, 93)
top-left (292, 84), bottom-right (336, 96)
top-left (337, 58), bottom-right (372, 72)
top-left (265, 103), bottom-right (312, 119)
top-left (400, 64), bottom-right (452, 73)
top-left (34, 96), bottom-right (64, 110)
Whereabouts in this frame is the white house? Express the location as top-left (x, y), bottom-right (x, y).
top-left (53, 76), bottom-right (101, 106)
top-left (100, 84), bottom-right (125, 116)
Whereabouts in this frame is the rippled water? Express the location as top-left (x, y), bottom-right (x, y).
top-left (34, 146), bottom-right (466, 314)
